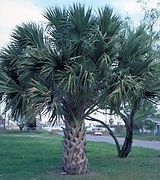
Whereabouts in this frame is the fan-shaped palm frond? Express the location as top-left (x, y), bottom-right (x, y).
top-left (68, 3), bottom-right (93, 35)
top-left (98, 6), bottom-right (122, 36)
top-left (11, 22), bottom-right (45, 49)
top-left (0, 70), bottom-right (29, 120)
top-left (0, 70), bottom-right (21, 93)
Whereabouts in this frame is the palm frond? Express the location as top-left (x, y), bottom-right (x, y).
top-left (69, 3), bottom-right (93, 35)
top-left (98, 6), bottom-right (122, 36)
top-left (11, 22), bottom-right (45, 49)
top-left (0, 70), bottom-right (21, 93)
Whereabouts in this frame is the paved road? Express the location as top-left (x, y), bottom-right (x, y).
top-left (58, 132), bottom-right (160, 150)
top-left (86, 135), bottom-right (160, 150)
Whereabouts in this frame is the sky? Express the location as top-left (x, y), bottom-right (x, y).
top-left (0, 0), bottom-right (159, 48)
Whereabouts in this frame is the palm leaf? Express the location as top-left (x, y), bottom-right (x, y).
top-left (11, 22), bottom-right (45, 49)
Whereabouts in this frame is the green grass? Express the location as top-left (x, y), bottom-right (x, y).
top-left (113, 132), bottom-right (160, 141)
top-left (0, 132), bottom-right (160, 180)
top-left (133, 134), bottom-right (160, 141)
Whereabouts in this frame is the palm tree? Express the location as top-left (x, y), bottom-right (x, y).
top-left (0, 4), bottom-right (122, 174)
top-left (95, 27), bottom-right (160, 158)
top-left (114, 27), bottom-right (160, 157)
top-left (0, 42), bottom-right (36, 130)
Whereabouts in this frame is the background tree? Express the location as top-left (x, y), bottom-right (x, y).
top-left (0, 43), bottom-right (36, 130)
top-left (0, 115), bottom-right (5, 129)
top-left (87, 1), bottom-right (160, 158)
top-left (138, 0), bottom-right (160, 53)
top-left (111, 25), bottom-right (160, 157)
top-left (14, 117), bottom-right (26, 132)
top-left (87, 26), bottom-right (160, 158)
top-left (133, 102), bottom-right (159, 132)
top-left (141, 120), bottom-right (156, 134)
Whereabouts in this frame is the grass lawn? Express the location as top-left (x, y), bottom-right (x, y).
top-left (113, 132), bottom-right (160, 141)
top-left (0, 132), bottom-right (160, 180)
top-left (133, 134), bottom-right (160, 141)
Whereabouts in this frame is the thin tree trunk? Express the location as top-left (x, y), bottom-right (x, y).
top-left (3, 118), bottom-right (6, 130)
top-left (62, 121), bottom-right (88, 175)
top-left (86, 115), bottom-right (134, 158)
top-left (118, 103), bottom-right (137, 158)
top-left (19, 126), bottom-right (23, 132)
top-left (86, 116), bottom-right (121, 156)
top-left (119, 130), bottom-right (133, 158)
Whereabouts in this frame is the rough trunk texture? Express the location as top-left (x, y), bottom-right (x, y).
top-left (63, 122), bottom-right (88, 175)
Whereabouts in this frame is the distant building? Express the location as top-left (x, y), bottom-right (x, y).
top-left (142, 118), bottom-right (160, 135)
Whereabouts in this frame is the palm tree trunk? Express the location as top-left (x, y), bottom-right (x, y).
top-left (118, 105), bottom-right (137, 158)
top-left (62, 121), bottom-right (88, 175)
top-left (119, 130), bottom-right (133, 158)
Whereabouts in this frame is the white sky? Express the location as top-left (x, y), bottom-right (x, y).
top-left (0, 0), bottom-right (159, 48)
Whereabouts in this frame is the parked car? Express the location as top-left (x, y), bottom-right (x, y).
top-left (90, 128), bottom-right (103, 136)
top-left (92, 131), bottom-right (103, 136)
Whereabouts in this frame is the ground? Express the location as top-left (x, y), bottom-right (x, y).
top-left (0, 132), bottom-right (160, 180)
top-left (86, 134), bottom-right (160, 150)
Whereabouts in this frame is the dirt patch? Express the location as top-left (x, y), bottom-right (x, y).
top-left (48, 167), bottom-right (97, 177)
